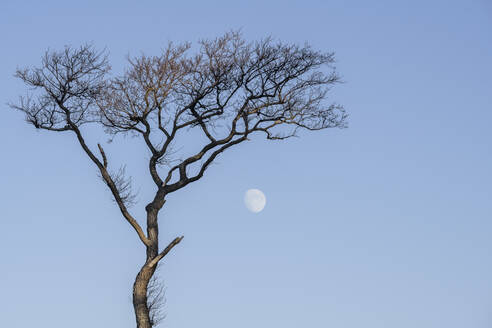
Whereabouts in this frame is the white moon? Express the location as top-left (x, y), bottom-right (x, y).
top-left (244, 189), bottom-right (266, 213)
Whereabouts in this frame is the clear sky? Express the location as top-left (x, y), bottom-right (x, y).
top-left (1, 1), bottom-right (491, 327)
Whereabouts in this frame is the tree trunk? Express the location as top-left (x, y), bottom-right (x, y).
top-left (133, 204), bottom-right (161, 328)
top-left (133, 265), bottom-right (157, 328)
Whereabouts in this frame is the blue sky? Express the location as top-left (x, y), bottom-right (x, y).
top-left (1, 1), bottom-right (491, 327)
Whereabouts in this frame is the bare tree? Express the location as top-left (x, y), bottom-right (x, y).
top-left (10, 32), bottom-right (346, 328)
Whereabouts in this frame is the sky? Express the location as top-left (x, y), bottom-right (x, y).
top-left (1, 1), bottom-right (491, 327)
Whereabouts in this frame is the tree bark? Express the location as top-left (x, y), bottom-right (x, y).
top-left (133, 201), bottom-right (162, 327)
top-left (133, 265), bottom-right (156, 328)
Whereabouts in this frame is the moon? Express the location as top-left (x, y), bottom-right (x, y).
top-left (244, 189), bottom-right (266, 213)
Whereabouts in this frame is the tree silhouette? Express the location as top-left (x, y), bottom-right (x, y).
top-left (11, 32), bottom-right (346, 328)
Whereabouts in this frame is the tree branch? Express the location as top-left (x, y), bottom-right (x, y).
top-left (69, 122), bottom-right (151, 247)
top-left (147, 236), bottom-right (184, 268)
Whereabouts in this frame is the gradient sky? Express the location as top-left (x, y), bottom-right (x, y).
top-left (1, 1), bottom-right (491, 327)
